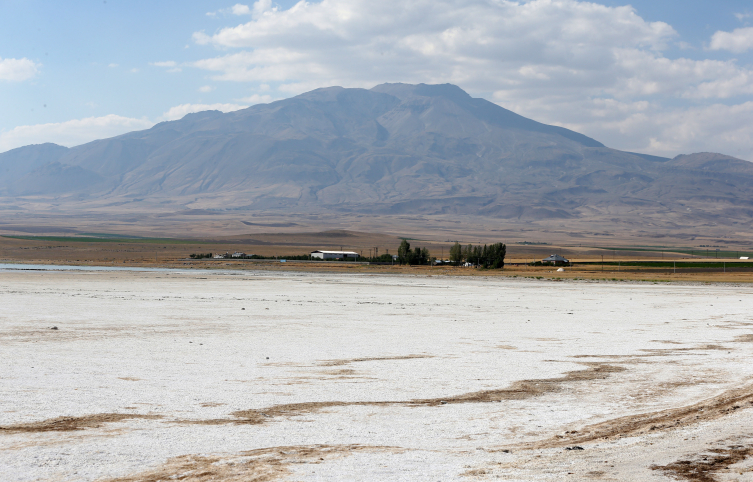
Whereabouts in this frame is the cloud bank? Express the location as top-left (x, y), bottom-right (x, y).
top-left (189, 0), bottom-right (753, 159)
top-left (710, 27), bottom-right (753, 53)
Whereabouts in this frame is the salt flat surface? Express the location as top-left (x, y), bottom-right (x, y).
top-left (1, 269), bottom-right (753, 481)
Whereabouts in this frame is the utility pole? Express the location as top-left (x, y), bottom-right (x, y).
top-left (601, 255), bottom-right (604, 271)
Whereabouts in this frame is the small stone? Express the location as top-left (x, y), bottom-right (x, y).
top-left (50, 326), bottom-right (58, 330)
top-left (440, 401), bottom-right (447, 405)
top-left (266, 357), bottom-right (269, 359)
top-left (242, 308), bottom-right (245, 310)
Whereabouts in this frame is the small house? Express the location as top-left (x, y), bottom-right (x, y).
top-left (310, 250), bottom-right (359, 260)
top-left (542, 254), bottom-right (570, 266)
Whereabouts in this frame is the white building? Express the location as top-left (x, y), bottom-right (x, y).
top-left (310, 250), bottom-right (359, 260)
top-left (231, 252), bottom-right (246, 258)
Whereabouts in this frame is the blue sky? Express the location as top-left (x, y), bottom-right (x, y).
top-left (2, 0), bottom-right (753, 159)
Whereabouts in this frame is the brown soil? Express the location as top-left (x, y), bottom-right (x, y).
top-left (411, 363), bottom-right (624, 406)
top-left (520, 384), bottom-right (753, 450)
top-left (318, 355), bottom-right (432, 367)
top-left (102, 444), bottom-right (398, 482)
top-left (0, 413), bottom-right (162, 434)
top-left (652, 445), bottom-right (753, 482)
top-left (188, 363), bottom-right (624, 425)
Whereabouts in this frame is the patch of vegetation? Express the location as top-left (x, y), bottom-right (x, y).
top-left (398, 240), bottom-right (431, 265)
top-left (449, 241), bottom-right (506, 268)
top-left (189, 253), bottom-right (213, 259)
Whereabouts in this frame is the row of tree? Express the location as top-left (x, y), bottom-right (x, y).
top-left (397, 240), bottom-right (431, 265)
top-left (449, 242), bottom-right (507, 268)
top-left (191, 241), bottom-right (506, 268)
top-left (396, 240), bottom-right (506, 268)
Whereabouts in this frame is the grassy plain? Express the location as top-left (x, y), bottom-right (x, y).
top-left (1, 230), bottom-right (752, 283)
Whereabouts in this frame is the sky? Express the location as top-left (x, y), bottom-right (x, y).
top-left (2, 0), bottom-right (753, 160)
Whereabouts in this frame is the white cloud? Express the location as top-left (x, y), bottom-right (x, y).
top-left (159, 103), bottom-right (248, 121)
top-left (231, 4), bottom-right (251, 16)
top-left (108, 63), bottom-right (119, 68)
top-left (151, 61), bottom-right (177, 68)
top-left (190, 0), bottom-right (684, 95)
top-left (735, 13), bottom-right (751, 22)
top-left (198, 85), bottom-right (215, 93)
top-left (0, 57), bottom-right (41, 81)
top-left (710, 27), bottom-right (753, 53)
top-left (599, 102), bottom-right (753, 160)
top-left (150, 60), bottom-right (182, 73)
top-left (0, 115), bottom-right (154, 153)
top-left (235, 94), bottom-right (273, 104)
top-left (205, 3), bottom-right (273, 20)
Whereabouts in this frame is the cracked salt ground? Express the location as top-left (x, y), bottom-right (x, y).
top-left (1, 268), bottom-right (753, 480)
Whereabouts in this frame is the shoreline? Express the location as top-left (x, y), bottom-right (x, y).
top-left (2, 259), bottom-right (751, 286)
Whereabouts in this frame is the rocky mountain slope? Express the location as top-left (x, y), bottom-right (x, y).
top-left (2, 83), bottom-right (752, 223)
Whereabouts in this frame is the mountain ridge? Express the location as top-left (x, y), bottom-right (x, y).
top-left (1, 83), bottom-right (751, 225)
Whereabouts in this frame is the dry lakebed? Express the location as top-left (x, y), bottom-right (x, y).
top-left (1, 265), bottom-right (753, 481)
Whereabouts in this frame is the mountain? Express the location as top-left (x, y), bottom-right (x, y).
top-left (1, 83), bottom-right (752, 224)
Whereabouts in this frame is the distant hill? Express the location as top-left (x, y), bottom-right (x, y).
top-left (1, 83), bottom-right (752, 224)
